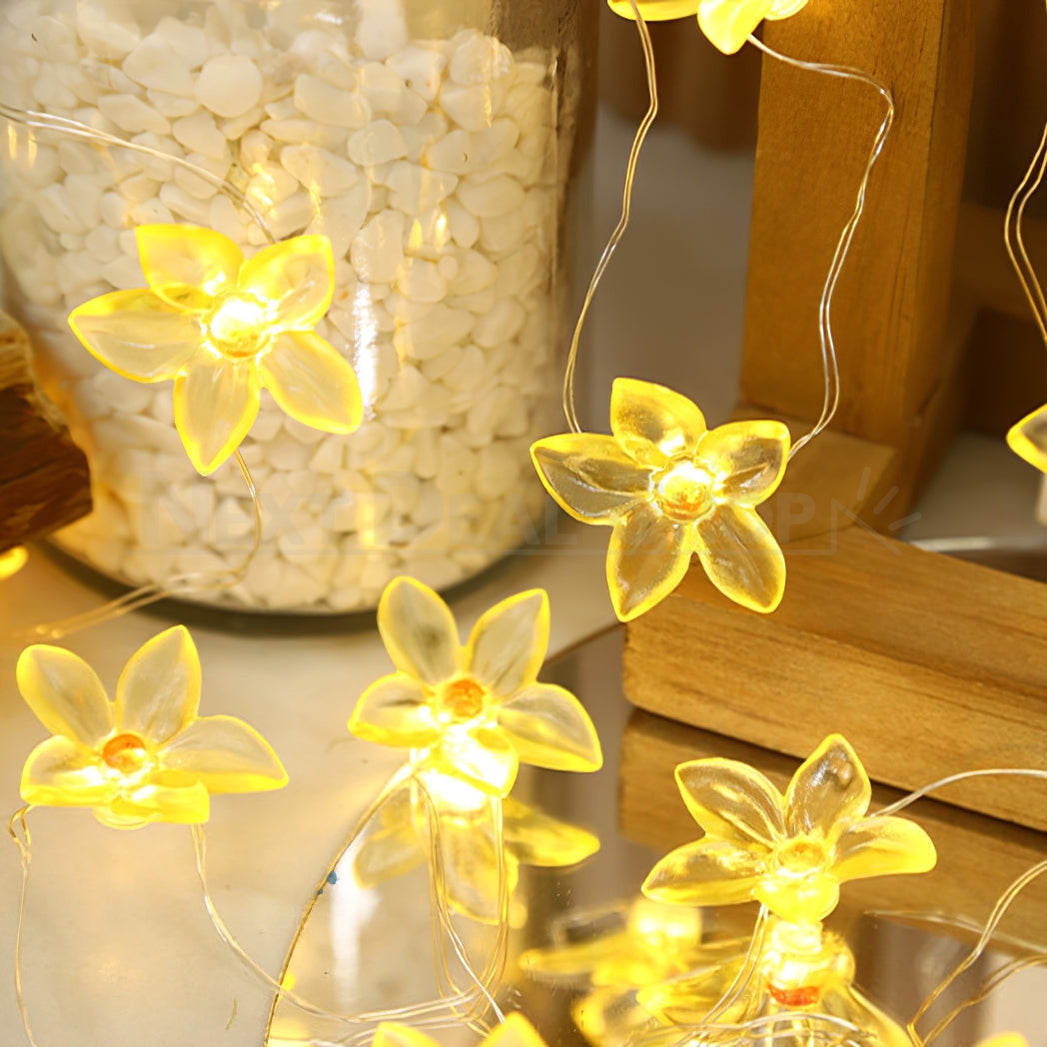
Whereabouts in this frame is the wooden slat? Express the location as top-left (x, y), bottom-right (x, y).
top-left (623, 526), bottom-right (1047, 831)
top-left (0, 311), bottom-right (91, 551)
top-left (740, 0), bottom-right (975, 452)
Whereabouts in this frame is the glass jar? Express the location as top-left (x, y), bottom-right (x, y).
top-left (0, 0), bottom-right (595, 612)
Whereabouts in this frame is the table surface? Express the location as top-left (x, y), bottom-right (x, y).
top-left (3, 106), bottom-right (1047, 1047)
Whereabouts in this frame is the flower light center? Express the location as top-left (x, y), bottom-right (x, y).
top-left (655, 461), bottom-right (715, 521)
top-left (207, 291), bottom-right (268, 358)
top-left (776, 837), bottom-right (828, 875)
top-left (439, 677), bottom-right (486, 722)
top-left (101, 732), bottom-right (150, 775)
top-left (767, 983), bottom-right (821, 1008)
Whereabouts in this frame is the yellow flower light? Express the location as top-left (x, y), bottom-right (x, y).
top-left (68, 224), bottom-right (363, 475)
top-left (638, 918), bottom-right (913, 1046)
top-left (1007, 403), bottom-right (1047, 473)
top-left (17, 625), bottom-right (287, 829)
top-left (373, 1013), bottom-right (548, 1047)
top-left (531, 377), bottom-right (789, 621)
top-left (348, 578), bottom-right (603, 798)
top-left (355, 775), bottom-right (599, 923)
top-left (642, 735), bottom-right (937, 924)
top-left (0, 545), bottom-right (29, 580)
top-left (604, 0), bottom-right (810, 55)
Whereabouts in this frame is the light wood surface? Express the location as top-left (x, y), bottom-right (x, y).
top-left (740, 0), bottom-right (975, 499)
top-left (623, 525), bottom-right (1047, 831)
top-left (620, 711), bottom-right (1047, 943)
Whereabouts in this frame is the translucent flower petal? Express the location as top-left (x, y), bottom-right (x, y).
top-left (637, 947), bottom-right (749, 1024)
top-left (675, 758), bottom-right (785, 848)
top-left (237, 234), bottom-right (334, 331)
top-left (753, 869), bottom-right (841, 924)
top-left (158, 715), bottom-right (288, 793)
top-left (697, 0), bottom-right (777, 54)
top-left (427, 784), bottom-right (516, 923)
top-left (1007, 403), bottom-right (1047, 473)
top-left (136, 224), bottom-right (241, 309)
top-left (16, 645), bottom-right (113, 746)
top-left (497, 683), bottom-right (603, 773)
top-left (610, 377), bottom-right (706, 465)
top-left (785, 734), bottom-right (871, 838)
top-left (606, 1), bottom-right (701, 22)
top-left (607, 500), bottom-right (696, 621)
top-left (467, 589), bottom-right (549, 697)
top-left (530, 434), bottom-right (652, 523)
top-left (98, 781), bottom-right (211, 829)
top-left (173, 355), bottom-right (260, 475)
top-left (114, 625), bottom-right (200, 746)
top-left (377, 577), bottom-right (460, 685)
top-left (832, 814), bottom-right (937, 883)
top-left (69, 290), bottom-right (202, 381)
top-left (502, 796), bottom-right (600, 867)
top-left (259, 331), bottom-right (362, 434)
top-left (485, 1014), bottom-right (548, 1047)
top-left (429, 725), bottom-right (519, 797)
top-left (353, 781), bottom-right (425, 888)
top-left (373, 1025), bottom-right (442, 1047)
top-left (700, 419), bottom-right (790, 506)
top-left (642, 839), bottom-right (763, 906)
top-left (694, 503), bottom-right (785, 612)
top-left (348, 674), bottom-right (440, 748)
top-left (20, 736), bottom-right (115, 808)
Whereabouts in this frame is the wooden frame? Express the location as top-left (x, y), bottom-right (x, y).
top-left (621, 0), bottom-right (1047, 831)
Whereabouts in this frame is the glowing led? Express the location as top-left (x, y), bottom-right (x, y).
top-left (68, 224), bottom-right (362, 475)
top-left (0, 545), bottom-right (29, 580)
top-left (17, 625), bottom-right (287, 829)
top-left (348, 577), bottom-right (603, 797)
top-left (1007, 403), bottom-right (1047, 473)
top-left (604, 0), bottom-right (811, 55)
top-left (531, 377), bottom-right (790, 621)
top-left (373, 1013), bottom-right (549, 1047)
top-left (641, 734), bottom-right (937, 924)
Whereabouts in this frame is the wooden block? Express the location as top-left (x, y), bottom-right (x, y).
top-left (741, 0), bottom-right (975, 450)
top-left (623, 526), bottom-right (1047, 831)
top-left (620, 711), bottom-right (1047, 942)
top-left (0, 311), bottom-right (91, 551)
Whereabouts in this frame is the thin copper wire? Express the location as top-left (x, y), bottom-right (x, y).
top-left (13, 450), bottom-right (263, 642)
top-left (561, 0), bottom-right (658, 434)
top-left (745, 35), bottom-right (895, 460)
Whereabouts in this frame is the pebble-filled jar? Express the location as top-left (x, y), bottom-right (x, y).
top-left (0, 0), bottom-right (595, 611)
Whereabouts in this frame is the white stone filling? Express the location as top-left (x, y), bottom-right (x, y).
top-left (0, 1), bottom-right (568, 612)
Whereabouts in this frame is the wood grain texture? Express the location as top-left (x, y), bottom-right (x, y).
top-left (620, 711), bottom-right (1047, 942)
top-left (623, 526), bottom-right (1047, 831)
top-left (0, 311), bottom-right (91, 550)
top-left (740, 0), bottom-right (975, 449)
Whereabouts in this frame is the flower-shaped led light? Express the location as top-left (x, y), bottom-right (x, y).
top-left (373, 1013), bottom-right (548, 1047)
top-left (18, 625), bottom-right (287, 828)
top-left (605, 0), bottom-right (810, 55)
top-left (349, 578), bottom-right (603, 798)
top-left (0, 546), bottom-right (28, 580)
top-left (531, 378), bottom-right (789, 621)
top-left (1007, 404), bottom-right (1047, 473)
top-left (639, 918), bottom-right (913, 1046)
top-left (642, 735), bottom-right (937, 924)
top-left (355, 776), bottom-right (599, 922)
top-left (68, 224), bottom-right (362, 475)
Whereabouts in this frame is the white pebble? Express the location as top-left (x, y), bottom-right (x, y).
top-left (350, 210), bottom-right (405, 283)
top-left (123, 34), bottom-right (194, 95)
top-left (294, 73), bottom-right (370, 128)
top-left (386, 45), bottom-right (446, 102)
top-left (354, 0), bottom-right (408, 61)
top-left (449, 34), bottom-right (512, 86)
top-left (172, 110), bottom-right (226, 159)
top-left (347, 119), bottom-right (407, 166)
top-left (281, 144), bottom-right (360, 196)
top-left (196, 54), bottom-right (263, 118)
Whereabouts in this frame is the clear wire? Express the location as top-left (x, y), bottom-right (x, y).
top-left (0, 103), bottom-right (275, 244)
top-left (191, 759), bottom-right (510, 1040)
top-left (872, 767), bottom-right (1047, 818)
top-left (745, 35), bottom-right (895, 460)
top-left (1002, 0), bottom-right (1047, 344)
top-left (8, 805), bottom-right (39, 1047)
top-left (562, 0), bottom-right (658, 434)
top-left (12, 450), bottom-right (263, 642)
